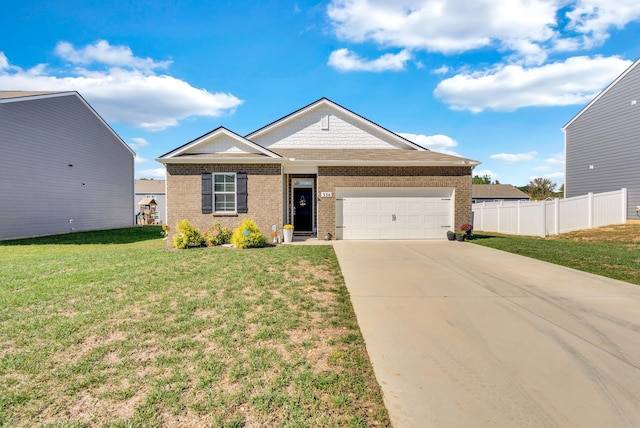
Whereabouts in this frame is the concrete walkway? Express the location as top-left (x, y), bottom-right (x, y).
top-left (333, 240), bottom-right (640, 428)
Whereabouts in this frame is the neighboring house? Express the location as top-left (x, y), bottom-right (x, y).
top-left (134, 179), bottom-right (166, 224)
top-left (0, 91), bottom-right (135, 240)
top-left (157, 98), bottom-right (480, 240)
top-left (472, 184), bottom-right (530, 203)
top-left (563, 57), bottom-right (640, 220)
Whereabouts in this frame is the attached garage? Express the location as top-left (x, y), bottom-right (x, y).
top-left (335, 188), bottom-right (454, 240)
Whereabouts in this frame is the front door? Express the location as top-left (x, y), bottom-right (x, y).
top-left (293, 187), bottom-right (313, 232)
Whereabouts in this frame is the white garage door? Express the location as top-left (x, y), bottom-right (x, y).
top-left (338, 193), bottom-right (453, 240)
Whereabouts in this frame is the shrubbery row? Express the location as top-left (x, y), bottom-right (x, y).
top-left (172, 219), bottom-right (266, 249)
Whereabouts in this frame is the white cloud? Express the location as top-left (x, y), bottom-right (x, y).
top-left (490, 151), bottom-right (538, 162)
top-left (545, 152), bottom-right (565, 165)
top-left (137, 168), bottom-right (166, 179)
top-left (530, 171), bottom-right (564, 180)
top-left (327, 0), bottom-right (558, 62)
top-left (432, 65), bottom-right (450, 75)
top-left (54, 40), bottom-right (171, 71)
top-left (398, 132), bottom-right (459, 155)
top-left (134, 156), bottom-right (148, 164)
top-left (565, 0), bottom-right (640, 49)
top-left (326, 1), bottom-right (640, 69)
top-left (0, 52), bottom-right (8, 70)
top-left (434, 56), bottom-right (632, 112)
top-left (473, 169), bottom-right (498, 179)
top-left (328, 48), bottom-right (411, 72)
top-left (128, 137), bottom-right (150, 151)
top-left (0, 42), bottom-right (243, 131)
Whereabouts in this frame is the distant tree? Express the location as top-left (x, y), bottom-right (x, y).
top-left (526, 178), bottom-right (558, 200)
top-left (472, 174), bottom-right (492, 184)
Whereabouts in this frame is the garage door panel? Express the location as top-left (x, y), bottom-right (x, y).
top-left (341, 195), bottom-right (452, 240)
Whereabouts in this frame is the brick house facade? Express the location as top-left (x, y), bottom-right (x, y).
top-left (157, 99), bottom-right (479, 241)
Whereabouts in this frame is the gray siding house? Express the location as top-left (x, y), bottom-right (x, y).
top-left (0, 91), bottom-right (135, 240)
top-left (562, 58), bottom-right (640, 220)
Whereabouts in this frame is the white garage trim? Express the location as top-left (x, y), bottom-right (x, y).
top-left (335, 187), bottom-right (454, 240)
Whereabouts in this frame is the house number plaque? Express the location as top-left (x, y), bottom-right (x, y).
top-left (320, 192), bottom-right (333, 198)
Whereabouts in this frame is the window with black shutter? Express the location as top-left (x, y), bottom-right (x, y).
top-left (202, 172), bottom-right (247, 213)
top-left (201, 173), bottom-right (212, 214)
top-left (236, 172), bottom-right (247, 213)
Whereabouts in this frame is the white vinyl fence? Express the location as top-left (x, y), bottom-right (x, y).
top-left (472, 188), bottom-right (627, 237)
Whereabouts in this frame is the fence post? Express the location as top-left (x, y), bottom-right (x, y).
top-left (621, 188), bottom-right (627, 223)
top-left (539, 200), bottom-right (545, 237)
top-left (554, 198), bottom-right (560, 235)
top-left (588, 192), bottom-right (594, 229)
top-left (517, 200), bottom-right (521, 235)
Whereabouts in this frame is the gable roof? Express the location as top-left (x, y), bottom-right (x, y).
top-left (562, 57), bottom-right (640, 130)
top-left (472, 184), bottom-right (530, 199)
top-left (157, 98), bottom-right (480, 167)
top-left (158, 126), bottom-right (281, 161)
top-left (1, 90), bottom-right (135, 157)
top-left (137, 197), bottom-right (157, 206)
top-left (246, 97), bottom-right (426, 151)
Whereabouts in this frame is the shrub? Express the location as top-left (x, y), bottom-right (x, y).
top-left (231, 218), bottom-right (267, 249)
top-left (172, 219), bottom-right (205, 249)
top-left (204, 222), bottom-right (232, 247)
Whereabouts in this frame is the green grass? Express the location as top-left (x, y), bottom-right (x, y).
top-left (0, 227), bottom-right (390, 427)
top-left (470, 224), bottom-right (640, 285)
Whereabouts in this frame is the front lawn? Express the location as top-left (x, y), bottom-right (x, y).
top-left (0, 227), bottom-right (390, 427)
top-left (470, 224), bottom-right (640, 285)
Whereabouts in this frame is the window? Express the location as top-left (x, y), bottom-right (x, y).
top-left (202, 172), bottom-right (247, 214)
top-left (214, 173), bottom-right (236, 212)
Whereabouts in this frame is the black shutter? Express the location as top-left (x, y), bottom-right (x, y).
top-left (237, 172), bottom-right (248, 213)
top-left (202, 173), bottom-right (212, 214)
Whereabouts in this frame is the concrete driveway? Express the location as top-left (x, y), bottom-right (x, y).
top-left (333, 240), bottom-right (640, 428)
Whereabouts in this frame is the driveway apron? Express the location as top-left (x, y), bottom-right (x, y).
top-left (333, 240), bottom-right (640, 428)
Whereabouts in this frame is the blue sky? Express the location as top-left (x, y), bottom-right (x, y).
top-left (2, 0), bottom-right (640, 186)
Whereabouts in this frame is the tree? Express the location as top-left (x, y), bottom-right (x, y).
top-left (526, 178), bottom-right (558, 200)
top-left (472, 174), bottom-right (491, 184)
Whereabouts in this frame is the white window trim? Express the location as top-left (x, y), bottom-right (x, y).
top-left (214, 172), bottom-right (237, 213)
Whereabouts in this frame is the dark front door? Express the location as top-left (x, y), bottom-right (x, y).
top-left (293, 187), bottom-right (313, 232)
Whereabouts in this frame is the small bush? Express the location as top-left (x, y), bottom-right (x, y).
top-left (231, 218), bottom-right (267, 249)
top-left (204, 222), bottom-right (232, 247)
top-left (172, 219), bottom-right (205, 249)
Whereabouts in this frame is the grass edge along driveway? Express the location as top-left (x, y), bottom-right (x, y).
top-left (0, 227), bottom-right (391, 427)
top-left (470, 224), bottom-right (640, 286)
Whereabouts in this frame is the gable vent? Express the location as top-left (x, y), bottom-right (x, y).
top-left (321, 115), bottom-right (329, 130)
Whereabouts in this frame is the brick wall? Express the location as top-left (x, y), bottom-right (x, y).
top-left (166, 163), bottom-right (282, 241)
top-left (317, 166), bottom-right (473, 238)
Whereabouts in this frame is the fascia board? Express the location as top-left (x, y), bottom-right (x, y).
top-left (155, 157), bottom-right (285, 165)
top-left (281, 159), bottom-right (481, 167)
top-left (156, 157), bottom-right (480, 167)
